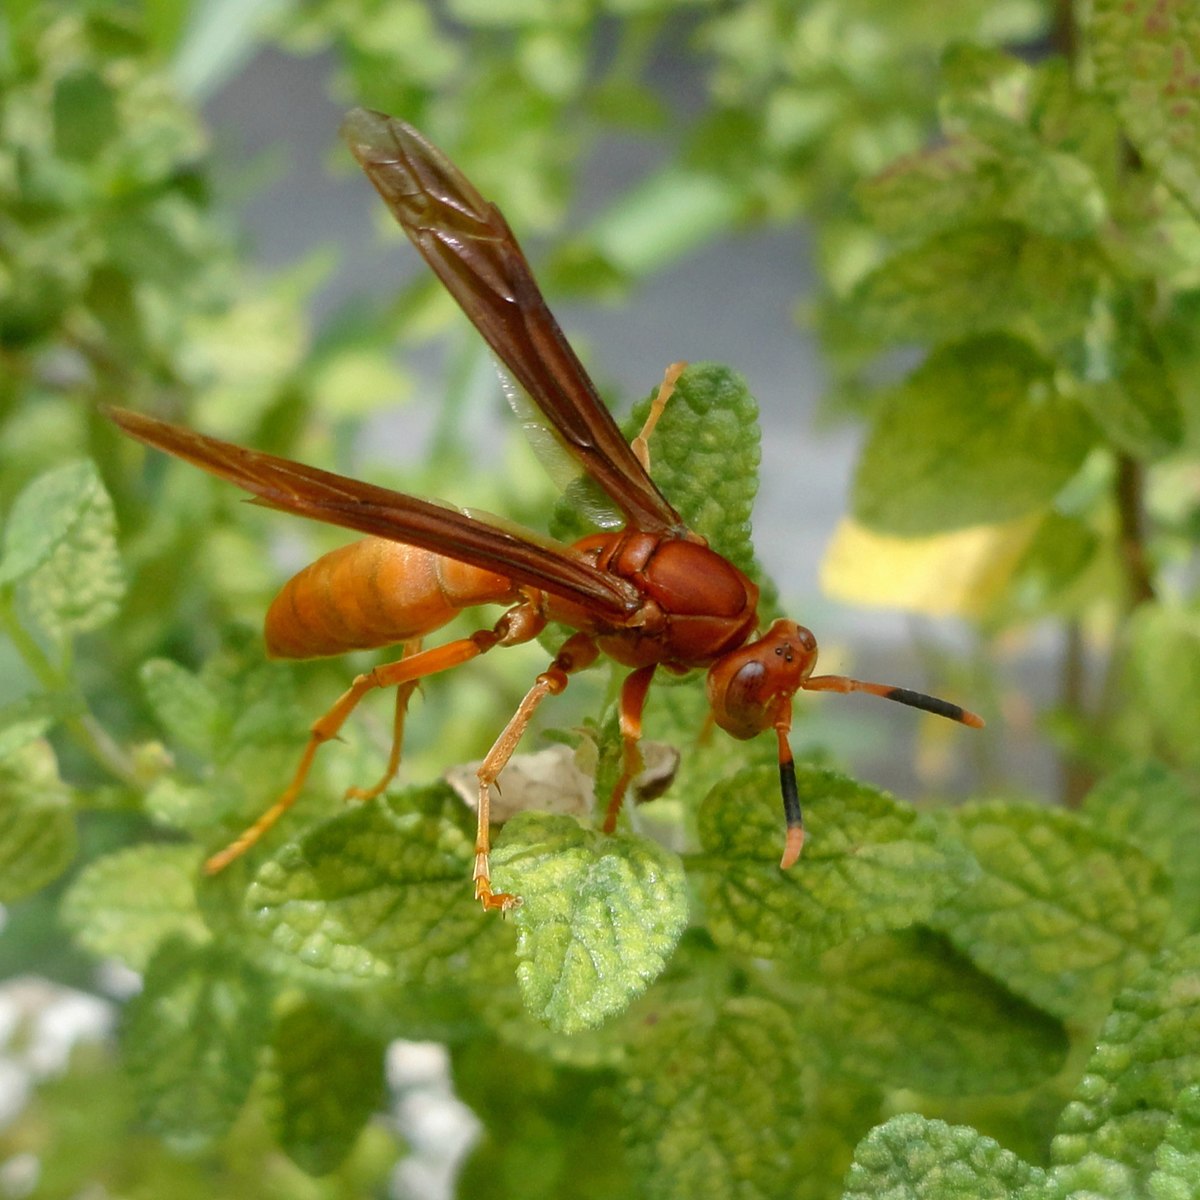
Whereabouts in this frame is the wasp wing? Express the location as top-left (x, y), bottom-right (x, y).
top-left (106, 407), bottom-right (640, 619)
top-left (341, 108), bottom-right (683, 536)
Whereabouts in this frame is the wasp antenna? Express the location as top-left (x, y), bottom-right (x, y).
top-left (776, 728), bottom-right (805, 869)
top-left (802, 674), bottom-right (985, 728)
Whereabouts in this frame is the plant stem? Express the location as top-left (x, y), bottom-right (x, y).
top-left (1115, 454), bottom-right (1155, 609)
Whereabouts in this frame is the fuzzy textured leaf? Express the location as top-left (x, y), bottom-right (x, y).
top-left (695, 765), bottom-right (973, 959)
top-left (491, 812), bottom-right (688, 1033)
top-left (244, 791), bottom-right (496, 986)
top-left (790, 929), bottom-right (1069, 1096)
top-left (931, 802), bottom-right (1170, 1021)
top-left (0, 739), bottom-right (77, 902)
top-left (61, 844), bottom-right (207, 971)
top-left (263, 996), bottom-right (386, 1175)
top-left (623, 996), bottom-right (805, 1200)
top-left (1053, 935), bottom-right (1200, 1189)
top-left (551, 363), bottom-right (761, 579)
top-left (1148, 1085), bottom-right (1200, 1198)
top-left (854, 336), bottom-right (1096, 535)
top-left (843, 1114), bottom-right (1047, 1199)
top-left (124, 937), bottom-right (271, 1151)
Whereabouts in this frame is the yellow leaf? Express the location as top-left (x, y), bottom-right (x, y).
top-left (820, 516), bottom-right (1039, 617)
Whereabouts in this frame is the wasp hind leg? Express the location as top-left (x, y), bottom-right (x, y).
top-left (202, 614), bottom-right (538, 877)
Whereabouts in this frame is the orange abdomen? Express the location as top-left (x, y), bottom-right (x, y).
top-left (264, 537), bottom-right (519, 659)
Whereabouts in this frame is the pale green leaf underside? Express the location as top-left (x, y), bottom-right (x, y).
top-left (61, 843), bottom-right (207, 971)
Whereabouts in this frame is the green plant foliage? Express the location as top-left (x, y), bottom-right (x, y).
top-left (695, 764), bottom-right (974, 959)
top-left (853, 336), bottom-right (1097, 535)
top-left (1086, 0), bottom-right (1200, 219)
top-left (124, 937), bottom-right (273, 1151)
top-left (930, 801), bottom-right (1172, 1021)
top-left (60, 843), bottom-right (208, 970)
top-left (785, 929), bottom-right (1070, 1096)
top-left (843, 1114), bottom-right (1048, 1198)
top-left (621, 996), bottom-right (807, 1200)
top-left (1052, 935), bottom-right (1200, 1191)
top-left (5, 0), bottom-right (1200, 1195)
top-left (243, 793), bottom-right (494, 986)
top-left (492, 812), bottom-right (688, 1033)
top-left (262, 995), bottom-right (387, 1175)
top-left (0, 739), bottom-right (77, 902)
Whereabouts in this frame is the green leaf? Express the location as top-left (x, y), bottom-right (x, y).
top-left (60, 844), bottom-right (207, 972)
top-left (622, 996), bottom-right (805, 1200)
top-left (1086, 0), bottom-right (1200, 220)
top-left (0, 460), bottom-right (125, 639)
top-left (632, 363), bottom-right (762, 577)
top-left (455, 1038), bottom-right (629, 1200)
top-left (849, 225), bottom-right (1103, 347)
top-left (124, 937), bottom-right (272, 1152)
top-left (0, 460), bottom-right (111, 584)
top-left (143, 776), bottom-right (222, 837)
top-left (1052, 935), bottom-right (1200, 1189)
top-left (858, 138), bottom-right (1012, 241)
top-left (853, 336), bottom-right (1096, 535)
top-left (140, 658), bottom-right (223, 758)
top-left (0, 739), bottom-right (77, 902)
top-left (263, 995), bottom-right (386, 1176)
top-left (695, 765), bottom-right (974, 960)
top-left (1149, 1085), bottom-right (1200, 1199)
top-left (490, 812), bottom-right (688, 1033)
top-left (1008, 512), bottom-right (1099, 613)
top-left (843, 1114), bottom-right (1047, 1199)
top-left (1084, 762), bottom-right (1200, 934)
top-left (789, 929), bottom-right (1069, 1096)
top-left (859, 135), bottom-right (1105, 244)
top-left (931, 801), bottom-right (1170, 1022)
top-left (243, 790), bottom-right (497, 987)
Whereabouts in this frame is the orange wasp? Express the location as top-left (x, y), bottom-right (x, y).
top-left (107, 109), bottom-right (983, 910)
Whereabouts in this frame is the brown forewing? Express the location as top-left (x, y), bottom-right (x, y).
top-left (106, 407), bottom-right (640, 619)
top-left (341, 108), bottom-right (684, 537)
